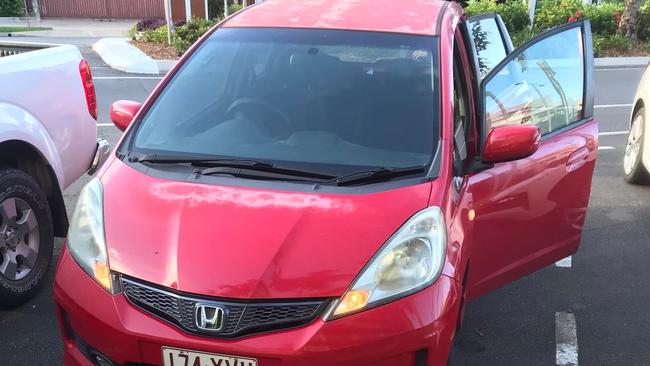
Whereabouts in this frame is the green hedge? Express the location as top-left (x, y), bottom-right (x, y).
top-left (0, 0), bottom-right (23, 17)
top-left (228, 4), bottom-right (243, 14)
top-left (467, 0), bottom-right (650, 55)
top-left (593, 34), bottom-right (630, 55)
top-left (172, 18), bottom-right (215, 54)
top-left (641, 1), bottom-right (650, 41)
top-left (581, 3), bottom-right (624, 36)
top-left (130, 18), bottom-right (219, 56)
top-left (465, 0), bottom-right (530, 33)
top-left (534, 0), bottom-right (584, 29)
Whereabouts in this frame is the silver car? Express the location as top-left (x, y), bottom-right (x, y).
top-left (625, 63), bottom-right (650, 184)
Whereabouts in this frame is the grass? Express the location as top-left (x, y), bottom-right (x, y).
top-left (0, 26), bottom-right (52, 33)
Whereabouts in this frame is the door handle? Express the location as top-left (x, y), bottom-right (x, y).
top-left (566, 146), bottom-right (589, 172)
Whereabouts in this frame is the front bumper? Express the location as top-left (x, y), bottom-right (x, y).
top-left (54, 246), bottom-right (462, 366)
top-left (87, 138), bottom-right (110, 176)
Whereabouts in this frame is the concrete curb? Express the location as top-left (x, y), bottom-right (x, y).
top-left (158, 60), bottom-right (177, 74)
top-left (595, 57), bottom-right (649, 69)
top-left (92, 38), bottom-right (159, 74)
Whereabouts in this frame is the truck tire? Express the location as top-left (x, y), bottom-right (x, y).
top-left (624, 108), bottom-right (650, 185)
top-left (0, 168), bottom-right (53, 307)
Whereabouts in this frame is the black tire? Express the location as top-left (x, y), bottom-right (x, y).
top-left (624, 108), bottom-right (650, 185)
top-left (0, 168), bottom-right (53, 308)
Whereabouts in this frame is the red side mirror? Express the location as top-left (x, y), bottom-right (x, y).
top-left (109, 100), bottom-right (142, 132)
top-left (483, 125), bottom-right (541, 163)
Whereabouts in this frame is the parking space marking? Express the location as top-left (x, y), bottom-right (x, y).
top-left (556, 312), bottom-right (579, 366)
top-left (555, 256), bottom-right (572, 268)
top-left (598, 146), bottom-right (616, 150)
top-left (98, 123), bottom-right (114, 127)
top-left (594, 104), bottom-right (633, 109)
top-left (600, 130), bottom-right (629, 136)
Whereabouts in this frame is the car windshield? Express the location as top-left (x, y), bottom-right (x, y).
top-left (130, 28), bottom-right (440, 175)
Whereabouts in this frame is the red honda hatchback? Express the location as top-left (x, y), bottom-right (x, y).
top-left (54, 1), bottom-right (598, 365)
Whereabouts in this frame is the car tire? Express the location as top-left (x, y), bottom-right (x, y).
top-left (0, 168), bottom-right (53, 308)
top-left (624, 108), bottom-right (650, 185)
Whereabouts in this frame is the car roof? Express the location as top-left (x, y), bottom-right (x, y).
top-left (222, 0), bottom-right (451, 37)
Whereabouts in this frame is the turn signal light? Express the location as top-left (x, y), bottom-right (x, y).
top-left (93, 261), bottom-right (111, 291)
top-left (333, 290), bottom-right (370, 317)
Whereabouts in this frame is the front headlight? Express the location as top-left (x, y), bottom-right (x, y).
top-left (325, 206), bottom-right (446, 320)
top-left (67, 177), bottom-right (117, 294)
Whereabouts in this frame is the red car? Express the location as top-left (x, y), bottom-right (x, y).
top-left (54, 1), bottom-right (598, 365)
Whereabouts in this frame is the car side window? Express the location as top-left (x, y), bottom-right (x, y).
top-left (483, 26), bottom-right (585, 135)
top-left (453, 41), bottom-right (470, 175)
top-left (468, 16), bottom-right (511, 76)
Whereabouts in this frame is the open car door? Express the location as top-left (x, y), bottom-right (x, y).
top-left (464, 21), bottom-right (597, 299)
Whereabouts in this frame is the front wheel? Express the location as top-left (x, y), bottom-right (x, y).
top-left (0, 168), bottom-right (53, 307)
top-left (624, 108), bottom-right (650, 185)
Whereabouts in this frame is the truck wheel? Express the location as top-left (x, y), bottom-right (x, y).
top-left (624, 108), bottom-right (650, 185)
top-left (0, 168), bottom-right (53, 307)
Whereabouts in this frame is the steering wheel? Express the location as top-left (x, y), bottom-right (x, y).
top-left (226, 98), bottom-right (291, 134)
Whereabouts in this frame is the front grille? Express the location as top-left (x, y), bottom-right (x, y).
top-left (121, 276), bottom-right (328, 338)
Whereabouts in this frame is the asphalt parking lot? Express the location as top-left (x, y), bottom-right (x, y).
top-left (0, 46), bottom-right (649, 365)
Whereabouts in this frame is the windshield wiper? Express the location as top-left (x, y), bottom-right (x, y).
top-left (333, 166), bottom-right (426, 186)
top-left (130, 153), bottom-right (275, 167)
top-left (130, 153), bottom-right (336, 181)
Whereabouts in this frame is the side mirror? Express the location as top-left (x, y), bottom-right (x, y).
top-left (482, 125), bottom-right (541, 163)
top-left (110, 100), bottom-right (142, 132)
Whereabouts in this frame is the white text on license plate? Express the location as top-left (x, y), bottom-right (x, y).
top-left (163, 347), bottom-right (258, 366)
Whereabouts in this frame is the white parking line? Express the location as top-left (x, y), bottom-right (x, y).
top-left (98, 123), bottom-right (114, 127)
top-left (594, 104), bottom-right (633, 109)
top-left (600, 130), bottom-right (629, 136)
top-left (556, 312), bottom-right (579, 366)
top-left (555, 256), bottom-right (572, 268)
top-left (598, 146), bottom-right (616, 150)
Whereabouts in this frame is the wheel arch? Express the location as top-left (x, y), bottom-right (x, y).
top-left (0, 140), bottom-right (69, 237)
top-left (631, 98), bottom-right (645, 126)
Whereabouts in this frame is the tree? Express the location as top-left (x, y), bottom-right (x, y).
top-left (619, 0), bottom-right (642, 41)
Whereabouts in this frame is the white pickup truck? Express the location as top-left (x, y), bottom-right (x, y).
top-left (0, 42), bottom-right (108, 306)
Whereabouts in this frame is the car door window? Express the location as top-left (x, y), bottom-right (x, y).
top-left (453, 43), bottom-right (470, 174)
top-left (483, 25), bottom-right (586, 136)
top-left (468, 14), bottom-right (512, 76)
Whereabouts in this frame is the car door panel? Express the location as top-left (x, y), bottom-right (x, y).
top-left (465, 120), bottom-right (597, 299)
top-left (464, 21), bottom-right (596, 299)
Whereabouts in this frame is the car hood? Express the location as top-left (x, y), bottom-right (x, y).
top-left (102, 161), bottom-right (432, 299)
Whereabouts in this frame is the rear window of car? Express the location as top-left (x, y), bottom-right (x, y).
top-left (129, 28), bottom-right (440, 173)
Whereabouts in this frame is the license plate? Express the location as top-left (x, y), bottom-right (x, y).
top-left (162, 347), bottom-right (258, 366)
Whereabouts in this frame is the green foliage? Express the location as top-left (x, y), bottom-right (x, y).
top-left (511, 28), bottom-right (537, 48)
top-left (172, 18), bottom-right (215, 55)
top-left (0, 0), bottom-right (24, 17)
top-left (581, 3), bottom-right (623, 36)
top-left (208, 0), bottom-right (224, 19)
top-left (496, 0), bottom-right (531, 33)
top-left (465, 0), bottom-right (498, 17)
top-left (640, 1), bottom-right (650, 41)
top-left (228, 4), bottom-right (243, 15)
top-left (465, 0), bottom-right (530, 33)
top-left (0, 26), bottom-right (50, 32)
top-left (535, 0), bottom-right (583, 30)
top-left (143, 25), bottom-right (169, 43)
top-left (593, 34), bottom-right (631, 56)
top-left (464, 0), bottom-right (646, 56)
top-left (128, 25), bottom-right (138, 40)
